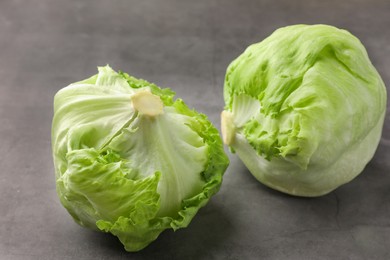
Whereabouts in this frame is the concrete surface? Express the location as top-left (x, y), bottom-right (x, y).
top-left (1, 0), bottom-right (390, 259)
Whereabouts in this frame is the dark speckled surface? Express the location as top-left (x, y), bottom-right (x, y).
top-left (1, 0), bottom-right (389, 259)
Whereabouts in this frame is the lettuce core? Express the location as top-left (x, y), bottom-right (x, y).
top-left (131, 90), bottom-right (164, 116)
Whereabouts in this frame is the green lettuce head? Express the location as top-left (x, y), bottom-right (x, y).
top-left (221, 24), bottom-right (386, 196)
top-left (52, 66), bottom-right (229, 251)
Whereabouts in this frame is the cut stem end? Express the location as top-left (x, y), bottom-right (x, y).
top-left (221, 110), bottom-right (236, 146)
top-left (131, 90), bottom-right (164, 117)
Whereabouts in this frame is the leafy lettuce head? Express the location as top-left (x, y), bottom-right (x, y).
top-left (52, 66), bottom-right (229, 251)
top-left (221, 24), bottom-right (386, 196)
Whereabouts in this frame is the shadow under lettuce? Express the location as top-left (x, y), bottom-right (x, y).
top-left (82, 200), bottom-right (233, 259)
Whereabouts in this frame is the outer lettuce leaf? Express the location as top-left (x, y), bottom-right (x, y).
top-left (52, 66), bottom-right (229, 251)
top-left (222, 24), bottom-right (386, 196)
top-left (57, 148), bottom-right (160, 229)
top-left (107, 106), bottom-right (209, 218)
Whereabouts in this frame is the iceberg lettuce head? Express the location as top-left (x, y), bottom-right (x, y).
top-left (221, 24), bottom-right (386, 196)
top-left (52, 66), bottom-right (229, 251)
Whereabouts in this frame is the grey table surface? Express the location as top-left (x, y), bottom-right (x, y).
top-left (1, 0), bottom-right (390, 259)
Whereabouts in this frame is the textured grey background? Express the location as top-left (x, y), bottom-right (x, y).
top-left (1, 0), bottom-right (390, 259)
